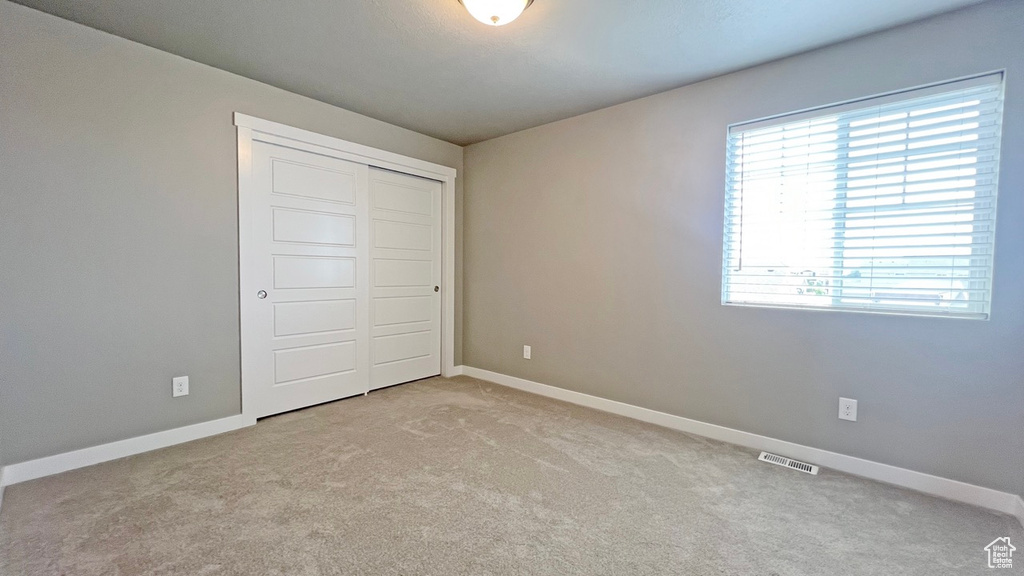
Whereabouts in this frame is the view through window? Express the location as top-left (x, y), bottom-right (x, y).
top-left (722, 74), bottom-right (1004, 319)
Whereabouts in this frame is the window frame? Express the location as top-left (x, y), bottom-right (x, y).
top-left (720, 72), bottom-right (1005, 320)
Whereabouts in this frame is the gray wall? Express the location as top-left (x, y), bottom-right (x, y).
top-left (463, 0), bottom-right (1024, 496)
top-left (0, 1), bottom-right (463, 466)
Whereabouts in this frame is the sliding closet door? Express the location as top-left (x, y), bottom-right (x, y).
top-left (243, 142), bottom-right (370, 418)
top-left (368, 168), bottom-right (442, 390)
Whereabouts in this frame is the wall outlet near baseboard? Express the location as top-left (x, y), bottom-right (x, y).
top-left (523, 345), bottom-right (531, 360)
top-left (839, 397), bottom-right (857, 421)
top-left (172, 376), bottom-right (189, 398)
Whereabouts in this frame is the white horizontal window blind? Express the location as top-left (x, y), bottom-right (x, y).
top-left (722, 73), bottom-right (1004, 319)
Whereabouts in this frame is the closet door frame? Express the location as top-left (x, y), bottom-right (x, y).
top-left (235, 113), bottom-right (457, 421)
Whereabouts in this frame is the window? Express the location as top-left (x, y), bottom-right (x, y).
top-left (722, 73), bottom-right (1004, 319)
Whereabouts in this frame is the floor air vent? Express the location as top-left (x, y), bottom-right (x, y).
top-left (758, 452), bottom-right (819, 475)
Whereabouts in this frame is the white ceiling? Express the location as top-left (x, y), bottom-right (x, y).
top-left (13, 0), bottom-right (988, 145)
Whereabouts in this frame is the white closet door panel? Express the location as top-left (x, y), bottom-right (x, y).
top-left (369, 168), bottom-right (442, 390)
top-left (242, 141), bottom-right (443, 413)
top-left (245, 142), bottom-right (370, 417)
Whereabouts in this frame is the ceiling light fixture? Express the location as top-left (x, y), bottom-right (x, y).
top-left (458, 0), bottom-right (534, 26)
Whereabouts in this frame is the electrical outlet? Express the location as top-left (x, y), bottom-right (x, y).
top-left (523, 345), bottom-right (531, 360)
top-left (839, 397), bottom-right (857, 421)
top-left (172, 376), bottom-right (189, 398)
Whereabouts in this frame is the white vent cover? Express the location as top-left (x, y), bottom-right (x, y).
top-left (758, 452), bottom-right (819, 475)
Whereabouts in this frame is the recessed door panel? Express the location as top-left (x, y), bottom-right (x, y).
top-left (273, 208), bottom-right (355, 246)
top-left (374, 296), bottom-right (432, 327)
top-left (374, 259), bottom-right (432, 287)
top-left (272, 159), bottom-right (357, 204)
top-left (275, 341), bottom-right (357, 384)
top-left (273, 256), bottom-right (355, 289)
top-left (373, 331), bottom-right (432, 365)
top-left (372, 178), bottom-right (433, 216)
top-left (274, 299), bottom-right (356, 337)
top-left (374, 220), bottom-right (432, 251)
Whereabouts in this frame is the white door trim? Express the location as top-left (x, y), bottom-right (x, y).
top-left (235, 113), bottom-right (457, 421)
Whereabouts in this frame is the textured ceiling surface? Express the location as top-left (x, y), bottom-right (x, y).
top-left (12, 0), bottom-right (988, 145)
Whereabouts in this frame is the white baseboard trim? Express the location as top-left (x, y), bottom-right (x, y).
top-left (447, 365), bottom-right (465, 377)
top-left (0, 414), bottom-right (256, 488)
top-left (461, 366), bottom-right (1024, 527)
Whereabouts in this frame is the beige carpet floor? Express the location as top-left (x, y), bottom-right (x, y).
top-left (0, 376), bottom-right (1020, 575)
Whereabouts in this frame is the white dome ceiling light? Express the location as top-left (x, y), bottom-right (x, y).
top-left (458, 0), bottom-right (534, 27)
